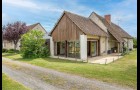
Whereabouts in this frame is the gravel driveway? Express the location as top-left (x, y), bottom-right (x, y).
top-left (2, 57), bottom-right (134, 90)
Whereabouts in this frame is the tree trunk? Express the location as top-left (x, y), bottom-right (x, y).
top-left (14, 43), bottom-right (17, 50)
top-left (14, 40), bottom-right (18, 51)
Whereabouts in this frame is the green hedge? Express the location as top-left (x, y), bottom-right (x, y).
top-left (2, 49), bottom-right (19, 53)
top-left (2, 49), bottom-right (8, 53)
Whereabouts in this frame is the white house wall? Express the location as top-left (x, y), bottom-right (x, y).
top-left (80, 35), bottom-right (87, 60)
top-left (100, 37), bottom-right (107, 55)
top-left (32, 24), bottom-right (46, 34)
top-left (128, 39), bottom-right (133, 49)
top-left (3, 40), bottom-right (20, 50)
top-left (32, 24), bottom-right (50, 39)
top-left (50, 37), bottom-right (54, 56)
top-left (3, 24), bottom-right (50, 50)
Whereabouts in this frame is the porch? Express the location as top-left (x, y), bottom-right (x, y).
top-left (87, 53), bottom-right (122, 64)
top-left (50, 53), bottom-right (123, 64)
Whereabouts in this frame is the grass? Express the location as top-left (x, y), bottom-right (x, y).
top-left (2, 49), bottom-right (137, 89)
top-left (2, 73), bottom-right (30, 90)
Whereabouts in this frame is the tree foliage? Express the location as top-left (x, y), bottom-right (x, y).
top-left (21, 30), bottom-right (50, 58)
top-left (133, 37), bottom-right (137, 48)
top-left (3, 21), bottom-right (28, 50)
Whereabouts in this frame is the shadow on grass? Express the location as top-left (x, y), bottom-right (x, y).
top-left (14, 57), bottom-right (86, 64)
top-left (42, 57), bottom-right (86, 64)
top-left (2, 53), bottom-right (17, 57)
top-left (2, 53), bottom-right (86, 64)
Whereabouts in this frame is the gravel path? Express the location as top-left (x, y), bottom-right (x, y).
top-left (2, 57), bottom-right (134, 90)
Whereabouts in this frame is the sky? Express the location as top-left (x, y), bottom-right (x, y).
top-left (2, 0), bottom-right (137, 37)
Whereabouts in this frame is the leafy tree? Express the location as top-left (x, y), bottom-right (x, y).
top-left (133, 37), bottom-right (137, 48)
top-left (2, 25), bottom-right (6, 48)
top-left (21, 30), bottom-right (50, 58)
top-left (3, 21), bottom-right (28, 50)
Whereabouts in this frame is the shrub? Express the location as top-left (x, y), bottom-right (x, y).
top-left (133, 37), bottom-right (137, 48)
top-left (39, 45), bottom-right (50, 58)
top-left (7, 49), bottom-right (19, 53)
top-left (2, 49), bottom-right (8, 53)
top-left (121, 46), bottom-right (129, 56)
top-left (21, 30), bottom-right (50, 58)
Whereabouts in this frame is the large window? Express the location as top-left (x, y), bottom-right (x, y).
top-left (75, 41), bottom-right (80, 58)
top-left (68, 42), bottom-right (75, 57)
top-left (60, 42), bottom-right (65, 55)
top-left (54, 41), bottom-right (80, 58)
top-left (68, 41), bottom-right (80, 58)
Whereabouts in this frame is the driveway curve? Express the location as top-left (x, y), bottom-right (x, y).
top-left (2, 57), bottom-right (134, 90)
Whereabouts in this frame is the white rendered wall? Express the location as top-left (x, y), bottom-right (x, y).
top-left (50, 37), bottom-right (54, 56)
top-left (128, 39), bottom-right (133, 49)
top-left (105, 37), bottom-right (108, 53)
top-left (80, 35), bottom-right (87, 60)
top-left (100, 37), bottom-right (106, 55)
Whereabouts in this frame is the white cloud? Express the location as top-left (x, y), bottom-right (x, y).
top-left (108, 0), bottom-right (137, 23)
top-left (3, 0), bottom-right (41, 10)
top-left (105, 0), bottom-right (137, 37)
top-left (2, 13), bottom-right (11, 25)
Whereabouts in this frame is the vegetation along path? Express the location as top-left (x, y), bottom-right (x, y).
top-left (2, 57), bottom-right (134, 90)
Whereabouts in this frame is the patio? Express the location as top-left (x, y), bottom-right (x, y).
top-left (50, 53), bottom-right (123, 64)
top-left (87, 53), bottom-right (123, 64)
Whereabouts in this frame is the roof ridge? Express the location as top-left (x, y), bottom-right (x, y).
top-left (64, 11), bottom-right (88, 19)
top-left (94, 13), bottom-right (132, 38)
top-left (94, 13), bottom-right (126, 42)
top-left (88, 18), bottom-right (109, 37)
top-left (111, 23), bottom-right (132, 38)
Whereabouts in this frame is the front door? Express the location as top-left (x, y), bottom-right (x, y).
top-left (91, 41), bottom-right (97, 56)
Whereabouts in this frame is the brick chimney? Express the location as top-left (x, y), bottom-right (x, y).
top-left (104, 15), bottom-right (111, 24)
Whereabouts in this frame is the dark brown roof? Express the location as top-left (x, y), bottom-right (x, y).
top-left (50, 11), bottom-right (108, 37)
top-left (65, 11), bottom-right (108, 37)
top-left (93, 12), bottom-right (133, 42)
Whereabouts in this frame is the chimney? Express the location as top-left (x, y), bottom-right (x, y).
top-left (104, 15), bottom-right (111, 24)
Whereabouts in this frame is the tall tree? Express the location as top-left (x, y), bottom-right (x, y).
top-left (3, 21), bottom-right (28, 50)
top-left (2, 25), bottom-right (6, 48)
top-left (133, 37), bottom-right (137, 48)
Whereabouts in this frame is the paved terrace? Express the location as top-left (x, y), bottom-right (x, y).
top-left (50, 53), bottom-right (123, 64)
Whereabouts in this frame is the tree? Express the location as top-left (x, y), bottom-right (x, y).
top-left (21, 30), bottom-right (50, 58)
top-left (3, 21), bottom-right (28, 50)
top-left (133, 37), bottom-right (137, 48)
top-left (2, 25), bottom-right (6, 48)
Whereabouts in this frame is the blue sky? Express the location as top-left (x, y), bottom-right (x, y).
top-left (2, 0), bottom-right (137, 37)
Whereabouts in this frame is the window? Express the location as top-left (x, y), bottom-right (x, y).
top-left (75, 41), bottom-right (80, 58)
top-left (68, 41), bottom-right (80, 58)
top-left (60, 42), bottom-right (65, 55)
top-left (68, 42), bottom-right (75, 57)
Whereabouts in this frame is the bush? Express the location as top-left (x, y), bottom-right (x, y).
top-left (2, 49), bottom-right (8, 53)
top-left (121, 47), bottom-right (129, 56)
top-left (7, 49), bottom-right (19, 53)
top-left (133, 37), bottom-right (137, 48)
top-left (21, 30), bottom-right (50, 58)
top-left (39, 45), bottom-right (50, 58)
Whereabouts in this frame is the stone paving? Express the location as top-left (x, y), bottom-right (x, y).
top-left (51, 53), bottom-right (123, 64)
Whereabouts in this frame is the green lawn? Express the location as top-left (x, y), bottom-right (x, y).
top-left (2, 49), bottom-right (137, 89)
top-left (2, 73), bottom-right (29, 90)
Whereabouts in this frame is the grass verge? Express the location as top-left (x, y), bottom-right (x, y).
top-left (2, 49), bottom-right (137, 89)
top-left (2, 73), bottom-right (30, 90)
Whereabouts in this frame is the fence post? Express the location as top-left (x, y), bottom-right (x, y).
top-left (105, 59), bottom-right (107, 64)
top-left (113, 58), bottom-right (114, 62)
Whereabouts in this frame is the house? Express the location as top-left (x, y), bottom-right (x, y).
top-left (3, 23), bottom-right (50, 50)
top-left (49, 11), bottom-right (133, 60)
